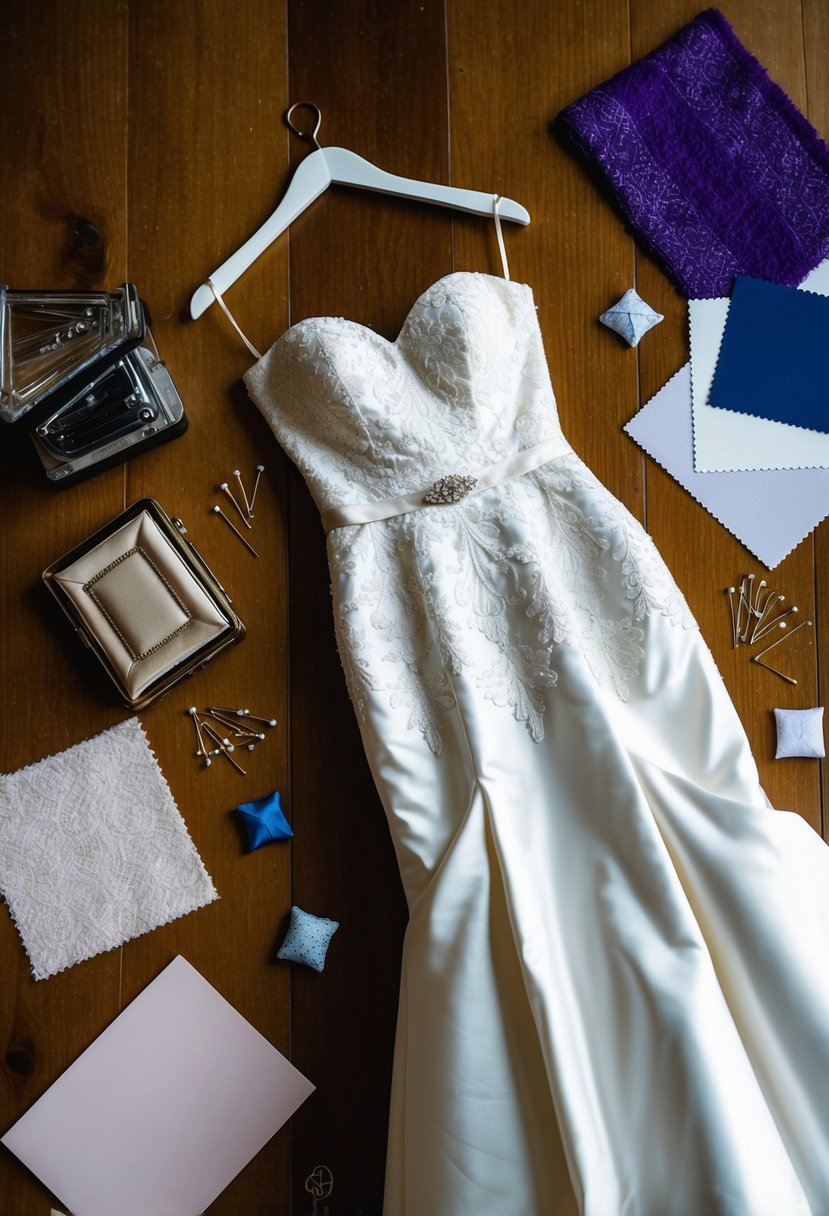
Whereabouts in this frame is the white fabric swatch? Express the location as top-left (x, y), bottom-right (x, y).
top-left (625, 361), bottom-right (829, 568)
top-left (0, 718), bottom-right (217, 979)
top-left (690, 258), bottom-right (829, 472)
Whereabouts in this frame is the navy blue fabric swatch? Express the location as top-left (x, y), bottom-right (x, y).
top-left (710, 275), bottom-right (829, 434)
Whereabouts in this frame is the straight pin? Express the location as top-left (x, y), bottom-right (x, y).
top-left (753, 604), bottom-right (797, 644)
top-left (213, 506), bottom-right (259, 557)
top-left (750, 655), bottom-right (798, 685)
top-left (249, 464), bottom-right (265, 514)
top-left (749, 590), bottom-right (782, 643)
top-left (201, 722), bottom-right (233, 751)
top-left (233, 469), bottom-right (253, 518)
top-left (205, 710), bottom-right (265, 741)
top-left (220, 482), bottom-right (252, 529)
top-left (240, 711), bottom-right (277, 727)
top-left (736, 576), bottom-right (749, 643)
top-left (201, 722), bottom-right (247, 775)
top-left (726, 587), bottom-right (738, 649)
top-left (187, 707), bottom-right (208, 758)
top-left (218, 745), bottom-right (247, 775)
top-left (754, 617), bottom-right (813, 659)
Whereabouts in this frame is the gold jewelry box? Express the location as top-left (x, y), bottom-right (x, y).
top-left (43, 499), bottom-right (245, 709)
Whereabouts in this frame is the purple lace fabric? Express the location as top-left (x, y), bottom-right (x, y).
top-left (556, 9), bottom-right (829, 298)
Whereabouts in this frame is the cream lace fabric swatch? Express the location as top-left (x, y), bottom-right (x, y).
top-left (0, 718), bottom-right (217, 980)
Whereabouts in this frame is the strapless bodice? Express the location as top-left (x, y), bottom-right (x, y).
top-left (244, 272), bottom-right (566, 517)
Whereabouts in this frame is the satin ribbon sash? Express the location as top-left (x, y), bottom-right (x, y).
top-left (322, 435), bottom-right (572, 532)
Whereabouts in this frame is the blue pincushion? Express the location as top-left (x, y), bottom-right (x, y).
top-left (235, 790), bottom-right (293, 851)
top-left (277, 905), bottom-right (339, 972)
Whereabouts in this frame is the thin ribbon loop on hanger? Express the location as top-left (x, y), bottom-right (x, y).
top-left (493, 195), bottom-right (511, 282)
top-left (207, 279), bottom-right (263, 361)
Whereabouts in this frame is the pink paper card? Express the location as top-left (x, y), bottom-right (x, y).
top-left (1, 956), bottom-right (314, 1216)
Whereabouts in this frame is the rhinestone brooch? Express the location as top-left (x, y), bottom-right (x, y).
top-left (423, 473), bottom-right (478, 505)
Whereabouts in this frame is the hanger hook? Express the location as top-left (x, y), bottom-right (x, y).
top-left (285, 101), bottom-right (322, 151)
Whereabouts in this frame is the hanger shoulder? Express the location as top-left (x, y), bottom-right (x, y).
top-left (190, 148), bottom-right (333, 319)
top-left (324, 147), bottom-right (531, 225)
top-left (190, 141), bottom-right (531, 320)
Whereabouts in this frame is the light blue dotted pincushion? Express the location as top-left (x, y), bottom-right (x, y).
top-left (277, 905), bottom-right (339, 972)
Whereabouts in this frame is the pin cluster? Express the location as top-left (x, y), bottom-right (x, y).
top-left (212, 465), bottom-right (265, 556)
top-left (186, 705), bottom-right (277, 775)
top-left (725, 573), bottom-right (812, 685)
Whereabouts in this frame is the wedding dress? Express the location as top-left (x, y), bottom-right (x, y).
top-left (244, 242), bottom-right (829, 1215)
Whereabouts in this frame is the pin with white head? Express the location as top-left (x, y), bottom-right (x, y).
top-left (200, 721), bottom-right (247, 775)
top-left (212, 506), bottom-right (259, 557)
top-left (753, 603), bottom-right (796, 644)
top-left (219, 482), bottom-right (252, 528)
top-left (187, 706), bottom-right (208, 760)
top-left (726, 587), bottom-right (738, 649)
top-left (240, 710), bottom-right (277, 727)
top-left (233, 469), bottom-right (253, 519)
top-left (249, 465), bottom-right (265, 515)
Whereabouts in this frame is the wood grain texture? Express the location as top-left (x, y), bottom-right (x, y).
top-left (284, 3), bottom-right (447, 1208)
top-left (121, 4), bottom-right (293, 1213)
top-left (0, 1), bottom-right (827, 1212)
top-left (0, 5), bottom-right (129, 1212)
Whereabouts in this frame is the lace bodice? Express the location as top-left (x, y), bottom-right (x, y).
top-left (245, 271), bottom-right (694, 752)
top-left (245, 273), bottom-right (565, 515)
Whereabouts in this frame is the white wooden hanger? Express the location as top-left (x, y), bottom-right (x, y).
top-left (190, 102), bottom-right (531, 320)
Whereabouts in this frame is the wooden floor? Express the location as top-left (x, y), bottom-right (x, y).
top-left (1, 1), bottom-right (827, 1212)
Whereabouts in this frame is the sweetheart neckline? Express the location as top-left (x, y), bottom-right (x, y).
top-left (253, 271), bottom-right (532, 366)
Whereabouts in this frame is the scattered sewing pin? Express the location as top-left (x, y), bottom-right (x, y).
top-left (753, 603), bottom-right (797, 645)
top-left (212, 506), bottom-right (259, 557)
top-left (187, 706), bottom-right (208, 759)
top-left (233, 469), bottom-right (253, 518)
top-left (739, 573), bottom-right (756, 642)
top-left (239, 711), bottom-right (277, 727)
top-left (749, 589), bottom-right (783, 643)
top-left (205, 710), bottom-right (266, 745)
top-left (201, 721), bottom-right (247, 775)
top-left (751, 618), bottom-right (813, 685)
top-left (734, 575), bottom-right (749, 642)
top-left (748, 579), bottom-right (768, 634)
top-left (754, 617), bottom-right (813, 658)
top-left (249, 465), bottom-right (265, 514)
top-left (726, 588), bottom-right (738, 649)
top-left (219, 482), bottom-right (252, 529)
top-left (212, 466), bottom-right (266, 549)
top-left (186, 704), bottom-right (278, 772)
top-left (201, 722), bottom-right (233, 750)
top-left (725, 573), bottom-right (812, 684)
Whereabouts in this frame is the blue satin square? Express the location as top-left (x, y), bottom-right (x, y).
top-left (235, 790), bottom-right (293, 851)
